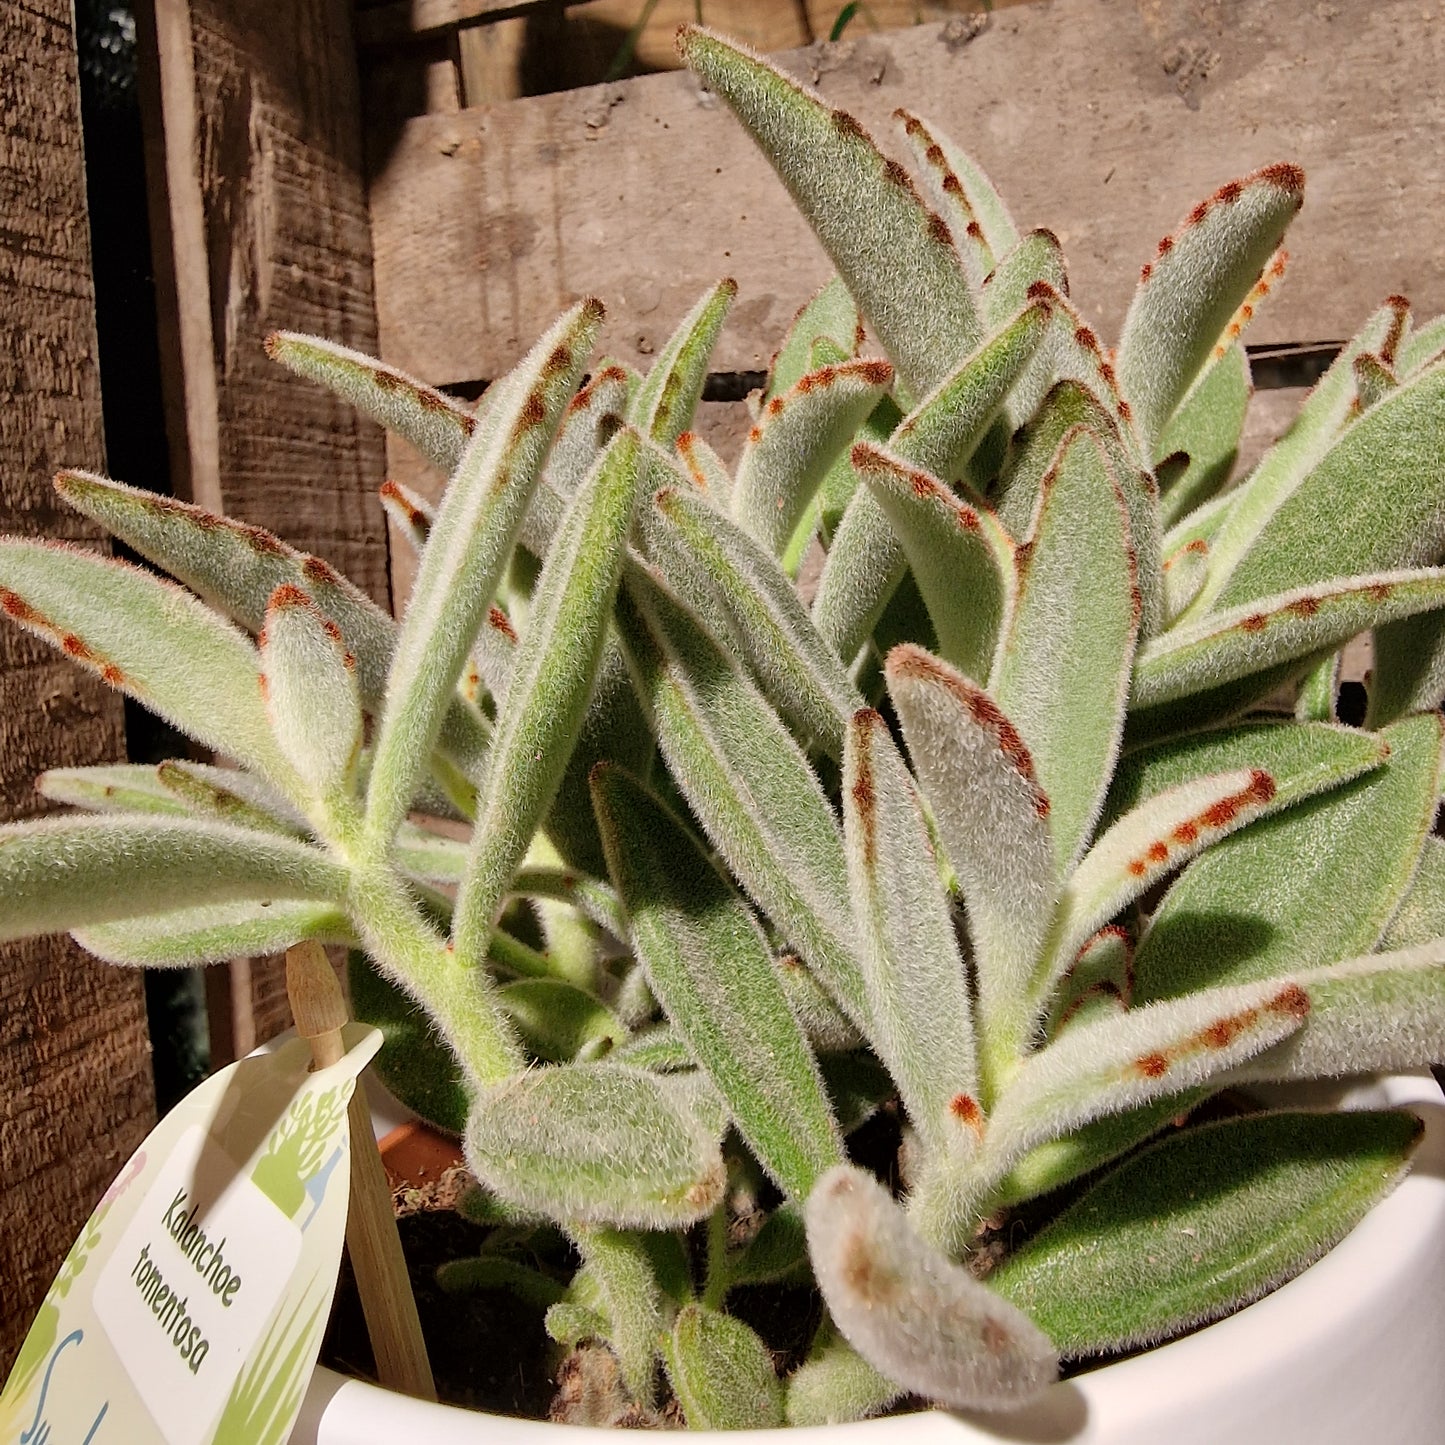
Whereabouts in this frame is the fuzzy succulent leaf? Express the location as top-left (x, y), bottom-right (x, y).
top-left (40, 761), bottom-right (306, 835)
top-left (785, 1332), bottom-right (902, 1427)
top-left (894, 110), bottom-right (1018, 264)
top-left (1104, 720), bottom-right (1390, 826)
top-left (889, 297), bottom-right (1053, 485)
top-left (991, 1091), bottom-right (1211, 1210)
top-left (1382, 837), bottom-right (1445, 950)
top-left (593, 763), bottom-right (844, 1199)
top-left (981, 978), bottom-right (1311, 1178)
top-left (1182, 298), bottom-right (1411, 618)
top-left (52, 472), bottom-right (493, 796)
top-left (993, 379), bottom-right (1119, 537)
top-left (675, 430), bottom-right (734, 504)
top-left (0, 538), bottom-right (302, 798)
top-left (979, 234), bottom-right (1070, 432)
top-left (348, 950), bottom-right (468, 1133)
top-left (677, 28), bottom-right (978, 401)
top-left (765, 275), bottom-right (864, 403)
top-left (618, 575), bottom-right (867, 1031)
top-left (1116, 164), bottom-right (1304, 451)
top-left (498, 978), bottom-right (626, 1063)
top-left (1155, 342), bottom-right (1251, 530)
top-left (549, 363), bottom-right (634, 493)
top-left (805, 1164), bottom-right (1058, 1409)
top-left (886, 645), bottom-right (1054, 1060)
top-left (853, 442), bottom-right (1013, 682)
top-left (630, 280), bottom-right (737, 447)
top-left (378, 477), bottom-right (434, 555)
top-left (990, 1109), bottom-right (1422, 1355)
top-left (665, 1305), bottom-right (785, 1429)
top-left (465, 1062), bottom-right (726, 1228)
top-left (1226, 943), bottom-right (1445, 1083)
top-left (843, 709), bottom-right (979, 1155)
top-left (73, 899), bottom-right (352, 968)
top-left (259, 583), bottom-right (363, 812)
top-left (573, 1228), bottom-right (665, 1408)
top-left (1370, 609), bottom-right (1445, 727)
top-left (813, 301), bottom-right (1049, 662)
top-left (37, 763), bottom-right (193, 819)
top-left (893, 111), bottom-right (996, 287)
top-left (1039, 768), bottom-right (1283, 999)
top-left (453, 428), bottom-right (642, 958)
top-left (1161, 537), bottom-right (1211, 622)
top-left (1139, 568), bottom-right (1445, 708)
top-left (265, 330), bottom-right (474, 471)
top-left (732, 358), bottom-right (894, 556)
top-left (990, 426), bottom-right (1139, 874)
top-left (365, 300), bottom-right (600, 846)
top-left (1401, 313), bottom-right (1445, 375)
top-left (1134, 712), bottom-right (1443, 1002)
top-left (651, 480), bottom-right (862, 756)
top-left (1208, 367), bottom-right (1445, 598)
top-left (0, 815), bottom-right (346, 942)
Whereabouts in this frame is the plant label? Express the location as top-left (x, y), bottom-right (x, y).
top-left (0, 1022), bottom-right (382, 1445)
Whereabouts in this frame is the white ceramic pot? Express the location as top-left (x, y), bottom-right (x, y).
top-left (292, 1072), bottom-right (1445, 1445)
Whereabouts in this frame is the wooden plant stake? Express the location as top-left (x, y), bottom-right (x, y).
top-left (285, 941), bottom-right (437, 1401)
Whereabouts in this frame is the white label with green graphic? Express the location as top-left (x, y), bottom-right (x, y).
top-left (0, 1023), bottom-right (381, 1445)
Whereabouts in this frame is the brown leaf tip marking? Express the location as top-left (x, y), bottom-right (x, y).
top-left (888, 645), bottom-right (1047, 813)
top-left (894, 108), bottom-right (924, 136)
top-left (543, 344), bottom-right (573, 379)
top-left (516, 391), bottom-right (549, 431)
top-left (301, 556), bottom-right (340, 589)
top-left (487, 605), bottom-right (519, 643)
top-left (1240, 612), bottom-right (1268, 632)
top-left (1367, 582), bottom-right (1394, 603)
top-left (269, 582), bottom-right (311, 611)
top-left (832, 109), bottom-right (867, 140)
top-left (262, 331), bottom-right (285, 359)
top-left (1257, 161), bottom-right (1306, 198)
top-left (927, 211), bottom-right (954, 247)
top-left (1127, 771), bottom-right (1276, 877)
top-left (1287, 594), bottom-right (1321, 618)
top-left (581, 296), bottom-right (607, 324)
top-left (950, 1093), bottom-right (985, 1136)
top-left (379, 480), bottom-right (428, 529)
top-left (840, 1227), bottom-right (902, 1308)
top-left (1140, 262), bottom-right (1153, 284)
top-left (1268, 982), bottom-right (1310, 1020)
top-left (856, 359), bottom-right (893, 386)
top-left (849, 715), bottom-right (879, 863)
top-left (748, 425), bottom-right (764, 446)
top-left (1134, 1051), bottom-right (1170, 1078)
top-left (1028, 280), bottom-right (1058, 304)
top-left (0, 587), bottom-right (42, 626)
top-left (1187, 538), bottom-right (1209, 555)
top-left (767, 392), bottom-right (788, 413)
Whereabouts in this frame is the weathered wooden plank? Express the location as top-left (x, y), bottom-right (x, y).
top-left (140, 0), bottom-right (392, 1051)
top-left (370, 0), bottom-right (1445, 387)
top-left (0, 0), bottom-right (154, 1372)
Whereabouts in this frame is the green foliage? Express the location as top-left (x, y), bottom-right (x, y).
top-left (4, 23), bottom-right (1444, 1429)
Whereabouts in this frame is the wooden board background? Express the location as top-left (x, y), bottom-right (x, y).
top-left (0, 0), bottom-right (154, 1372)
top-left (369, 0), bottom-right (1445, 391)
top-left (137, 0), bottom-right (391, 1055)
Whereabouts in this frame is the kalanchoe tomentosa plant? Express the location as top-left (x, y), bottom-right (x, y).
top-left (4, 24), bottom-right (1445, 1426)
